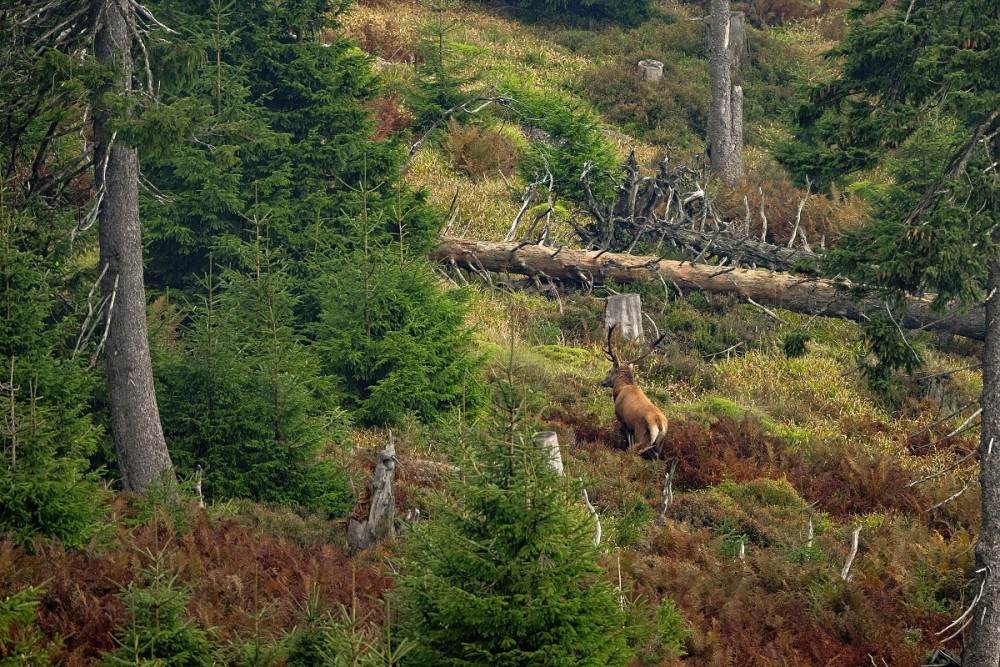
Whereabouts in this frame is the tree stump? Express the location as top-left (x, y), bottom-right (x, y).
top-left (605, 293), bottom-right (643, 341)
top-left (636, 59), bottom-right (664, 83)
top-left (347, 433), bottom-right (397, 554)
top-left (533, 431), bottom-right (564, 475)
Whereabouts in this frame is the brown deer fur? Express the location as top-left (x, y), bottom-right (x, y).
top-left (602, 326), bottom-right (669, 457)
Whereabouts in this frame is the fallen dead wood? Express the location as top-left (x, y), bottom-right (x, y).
top-left (431, 238), bottom-right (986, 341)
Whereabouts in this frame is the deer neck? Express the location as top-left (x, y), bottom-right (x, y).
top-left (612, 367), bottom-right (636, 398)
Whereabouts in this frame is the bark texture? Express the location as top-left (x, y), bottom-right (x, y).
top-left (605, 294), bottom-right (643, 341)
top-left (636, 59), bottom-right (664, 83)
top-left (963, 257), bottom-right (1000, 665)
top-left (532, 431), bottom-right (564, 476)
top-left (347, 434), bottom-right (398, 554)
top-left (431, 238), bottom-right (987, 340)
top-left (707, 0), bottom-right (744, 184)
top-left (705, 11), bottom-right (749, 70)
top-left (93, 0), bottom-right (173, 492)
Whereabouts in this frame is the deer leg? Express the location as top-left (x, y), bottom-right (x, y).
top-left (618, 421), bottom-right (631, 451)
top-left (634, 423), bottom-right (654, 457)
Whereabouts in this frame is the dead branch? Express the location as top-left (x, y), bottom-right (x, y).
top-left (841, 525), bottom-right (862, 580)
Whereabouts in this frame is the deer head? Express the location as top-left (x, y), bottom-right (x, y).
top-left (601, 324), bottom-right (667, 388)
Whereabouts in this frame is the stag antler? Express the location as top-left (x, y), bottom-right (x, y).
top-left (624, 331), bottom-right (669, 366)
top-left (605, 323), bottom-right (620, 367)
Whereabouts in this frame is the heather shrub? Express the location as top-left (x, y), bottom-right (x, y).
top-left (576, 56), bottom-right (709, 147)
top-left (441, 119), bottom-right (522, 180)
top-left (496, 0), bottom-right (652, 26)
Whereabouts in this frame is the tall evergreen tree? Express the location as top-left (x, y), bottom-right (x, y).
top-left (315, 190), bottom-right (482, 425)
top-left (779, 1), bottom-right (999, 661)
top-left (397, 434), bottom-right (632, 665)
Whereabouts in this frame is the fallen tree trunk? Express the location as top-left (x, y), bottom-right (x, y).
top-left (431, 238), bottom-right (986, 341)
top-left (656, 223), bottom-right (819, 273)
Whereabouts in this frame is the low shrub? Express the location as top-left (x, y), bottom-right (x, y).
top-left (441, 119), bottom-right (522, 180)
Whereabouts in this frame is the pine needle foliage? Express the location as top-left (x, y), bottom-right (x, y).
top-left (0, 209), bottom-right (104, 549)
top-left (156, 234), bottom-right (352, 516)
top-left (778, 0), bottom-right (1000, 387)
top-left (100, 547), bottom-right (216, 667)
top-left (315, 189), bottom-right (483, 426)
top-left (395, 340), bottom-right (631, 666)
top-left (408, 0), bottom-right (474, 129)
top-left (0, 586), bottom-right (51, 666)
top-left (286, 588), bottom-right (412, 667)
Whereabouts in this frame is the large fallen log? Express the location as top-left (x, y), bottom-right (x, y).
top-left (431, 238), bottom-right (986, 341)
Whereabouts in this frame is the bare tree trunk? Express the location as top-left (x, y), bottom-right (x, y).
top-left (962, 255), bottom-right (1000, 665)
top-left (93, 0), bottom-right (173, 493)
top-left (532, 431), bottom-right (564, 476)
top-left (431, 238), bottom-right (987, 341)
top-left (605, 294), bottom-right (643, 341)
top-left (347, 434), bottom-right (398, 554)
top-left (708, 0), bottom-right (744, 185)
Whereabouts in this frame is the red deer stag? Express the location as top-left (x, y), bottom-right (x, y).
top-left (602, 324), bottom-right (669, 458)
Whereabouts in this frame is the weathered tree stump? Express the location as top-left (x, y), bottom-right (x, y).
top-left (533, 431), bottom-right (564, 475)
top-left (605, 293), bottom-right (643, 341)
top-left (347, 433), bottom-right (397, 554)
top-left (636, 59), bottom-right (664, 83)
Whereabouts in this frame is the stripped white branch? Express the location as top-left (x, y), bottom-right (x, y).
top-left (908, 446), bottom-right (979, 488)
top-left (927, 478), bottom-right (979, 512)
top-left (841, 525), bottom-right (862, 580)
top-left (582, 488), bottom-right (602, 546)
top-left (937, 568), bottom-right (987, 643)
top-left (73, 262), bottom-right (111, 358)
top-left (659, 458), bottom-right (678, 518)
top-left (89, 270), bottom-right (120, 369)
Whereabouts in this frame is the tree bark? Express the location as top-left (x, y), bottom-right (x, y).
top-left (708, 0), bottom-right (744, 185)
top-left (962, 256), bottom-right (1000, 665)
top-left (605, 293), bottom-right (643, 341)
top-left (706, 11), bottom-right (749, 70)
top-left (93, 0), bottom-right (174, 492)
top-left (347, 434), bottom-right (398, 554)
top-left (431, 238), bottom-right (987, 341)
top-left (532, 431), bottom-right (564, 476)
top-left (636, 59), bottom-right (664, 83)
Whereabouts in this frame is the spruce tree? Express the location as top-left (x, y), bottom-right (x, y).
top-left (0, 208), bottom-right (104, 548)
top-left (314, 189), bottom-right (482, 425)
top-left (779, 1), bottom-right (999, 661)
top-left (101, 548), bottom-right (216, 667)
top-left (0, 586), bottom-right (51, 666)
top-left (156, 232), bottom-right (352, 515)
top-left (396, 346), bottom-right (631, 666)
top-left (408, 0), bottom-right (471, 130)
